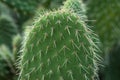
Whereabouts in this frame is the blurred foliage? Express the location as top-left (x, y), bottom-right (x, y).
top-left (86, 0), bottom-right (120, 80)
top-left (0, 45), bottom-right (15, 80)
top-left (1, 0), bottom-right (43, 25)
top-left (0, 15), bottom-right (18, 48)
top-left (87, 0), bottom-right (120, 53)
top-left (0, 2), bottom-right (18, 49)
top-left (105, 41), bottom-right (120, 80)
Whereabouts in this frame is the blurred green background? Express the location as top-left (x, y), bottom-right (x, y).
top-left (0, 0), bottom-right (120, 80)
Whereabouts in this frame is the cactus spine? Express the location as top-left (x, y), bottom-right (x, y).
top-left (62, 0), bottom-right (87, 21)
top-left (19, 0), bottom-right (100, 80)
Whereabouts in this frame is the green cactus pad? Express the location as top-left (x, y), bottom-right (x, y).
top-left (19, 10), bottom-right (100, 80)
top-left (12, 34), bottom-right (22, 61)
top-left (63, 0), bottom-right (87, 21)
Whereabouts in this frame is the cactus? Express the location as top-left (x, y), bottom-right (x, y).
top-left (12, 34), bottom-right (22, 61)
top-left (18, 9), bottom-right (100, 80)
top-left (22, 8), bottom-right (49, 30)
top-left (62, 0), bottom-right (87, 21)
top-left (87, 0), bottom-right (120, 51)
top-left (105, 41), bottom-right (120, 80)
top-left (18, 0), bottom-right (101, 80)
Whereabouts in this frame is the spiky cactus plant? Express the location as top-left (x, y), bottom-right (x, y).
top-left (62, 0), bottom-right (87, 21)
top-left (12, 34), bottom-right (22, 61)
top-left (18, 0), bottom-right (101, 79)
top-left (18, 8), bottom-right (100, 80)
top-left (87, 0), bottom-right (120, 52)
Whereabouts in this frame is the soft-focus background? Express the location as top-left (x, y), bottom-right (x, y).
top-left (0, 0), bottom-right (120, 80)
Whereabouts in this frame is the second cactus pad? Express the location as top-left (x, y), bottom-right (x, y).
top-left (19, 10), bottom-right (99, 80)
top-left (63, 0), bottom-right (87, 21)
top-left (87, 0), bottom-right (120, 48)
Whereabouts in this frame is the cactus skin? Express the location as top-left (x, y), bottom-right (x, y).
top-left (63, 0), bottom-right (87, 21)
top-left (87, 0), bottom-right (120, 50)
top-left (12, 34), bottom-right (22, 61)
top-left (19, 10), bottom-right (100, 80)
top-left (105, 41), bottom-right (120, 80)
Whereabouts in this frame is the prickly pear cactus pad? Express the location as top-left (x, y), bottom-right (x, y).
top-left (87, 0), bottom-right (120, 48)
top-left (63, 0), bottom-right (87, 20)
top-left (19, 10), bottom-right (100, 80)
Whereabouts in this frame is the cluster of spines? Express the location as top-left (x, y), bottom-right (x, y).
top-left (62, 0), bottom-right (87, 21)
top-left (18, 0), bottom-right (101, 79)
top-left (12, 34), bottom-right (22, 61)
